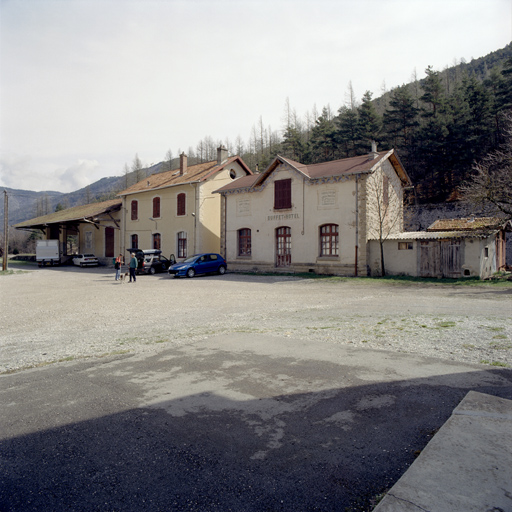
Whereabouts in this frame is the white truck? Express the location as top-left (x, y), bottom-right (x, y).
top-left (36, 240), bottom-right (61, 267)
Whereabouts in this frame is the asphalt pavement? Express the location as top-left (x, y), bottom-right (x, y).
top-left (1, 333), bottom-right (512, 511)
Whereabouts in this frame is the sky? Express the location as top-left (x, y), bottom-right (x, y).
top-left (0, 0), bottom-right (511, 193)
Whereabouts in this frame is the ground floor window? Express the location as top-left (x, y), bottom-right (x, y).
top-left (177, 231), bottom-right (187, 258)
top-left (320, 224), bottom-right (339, 256)
top-left (153, 233), bottom-right (161, 250)
top-left (238, 228), bottom-right (251, 256)
top-left (131, 234), bottom-right (138, 249)
top-left (398, 242), bottom-right (413, 250)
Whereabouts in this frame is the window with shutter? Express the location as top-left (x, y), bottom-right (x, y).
top-left (131, 200), bottom-right (138, 221)
top-left (274, 179), bottom-right (292, 209)
top-left (153, 197), bottom-right (160, 218)
top-left (177, 193), bottom-right (186, 216)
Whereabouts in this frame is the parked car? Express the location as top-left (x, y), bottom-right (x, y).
top-left (169, 253), bottom-right (227, 278)
top-left (73, 254), bottom-right (99, 267)
top-left (126, 249), bottom-right (175, 275)
top-left (142, 250), bottom-right (173, 275)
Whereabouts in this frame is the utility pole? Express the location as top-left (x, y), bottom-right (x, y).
top-left (3, 190), bottom-right (8, 271)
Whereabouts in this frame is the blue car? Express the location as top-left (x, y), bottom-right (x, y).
top-left (169, 253), bottom-right (227, 278)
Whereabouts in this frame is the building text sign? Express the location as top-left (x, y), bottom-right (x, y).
top-left (318, 189), bottom-right (338, 209)
top-left (236, 198), bottom-right (251, 216)
top-left (267, 213), bottom-right (300, 221)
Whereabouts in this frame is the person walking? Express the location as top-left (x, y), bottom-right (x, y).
top-left (114, 254), bottom-right (123, 281)
top-left (129, 253), bottom-right (138, 283)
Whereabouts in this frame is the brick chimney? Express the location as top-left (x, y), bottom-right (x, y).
top-left (217, 145), bottom-right (228, 165)
top-left (180, 152), bottom-right (187, 175)
top-left (368, 140), bottom-right (379, 160)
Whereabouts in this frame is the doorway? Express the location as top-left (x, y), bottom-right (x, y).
top-left (276, 227), bottom-right (291, 267)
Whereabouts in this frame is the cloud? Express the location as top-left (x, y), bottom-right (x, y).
top-left (55, 159), bottom-right (101, 191)
top-left (1, 0), bottom-right (510, 193)
top-left (0, 153), bottom-right (100, 192)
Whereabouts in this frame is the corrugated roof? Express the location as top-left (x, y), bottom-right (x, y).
top-left (14, 199), bottom-right (122, 228)
top-left (369, 230), bottom-right (497, 241)
top-left (118, 156), bottom-right (252, 196)
top-left (427, 217), bottom-right (507, 232)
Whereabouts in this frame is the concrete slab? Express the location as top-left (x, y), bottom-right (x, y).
top-left (1, 334), bottom-right (512, 511)
top-left (374, 391), bottom-right (512, 512)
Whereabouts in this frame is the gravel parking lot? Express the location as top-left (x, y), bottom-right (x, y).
top-left (1, 265), bottom-right (511, 374)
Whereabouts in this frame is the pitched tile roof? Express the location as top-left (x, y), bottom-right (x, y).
top-left (278, 153), bottom-right (388, 179)
top-left (215, 150), bottom-right (411, 194)
top-left (213, 174), bottom-right (260, 193)
top-left (14, 199), bottom-right (122, 228)
top-left (118, 156), bottom-right (252, 196)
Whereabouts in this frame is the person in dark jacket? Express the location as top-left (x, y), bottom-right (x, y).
top-left (129, 253), bottom-right (137, 283)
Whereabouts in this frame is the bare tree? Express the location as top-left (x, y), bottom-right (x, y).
top-left (365, 170), bottom-right (405, 276)
top-left (131, 154), bottom-right (144, 183)
top-left (123, 163), bottom-right (131, 189)
top-left (164, 149), bottom-right (174, 171)
top-left (235, 135), bottom-right (244, 156)
top-left (345, 81), bottom-right (358, 110)
top-left (461, 113), bottom-right (512, 218)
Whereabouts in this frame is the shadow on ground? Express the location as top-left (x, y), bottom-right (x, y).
top-left (1, 347), bottom-right (511, 512)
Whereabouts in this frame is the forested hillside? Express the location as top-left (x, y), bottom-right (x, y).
top-left (224, 43), bottom-right (512, 204)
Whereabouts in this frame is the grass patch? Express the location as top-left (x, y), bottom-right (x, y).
top-left (480, 359), bottom-right (510, 367)
top-left (489, 340), bottom-right (512, 349)
top-left (0, 269), bottom-right (30, 276)
top-left (237, 271), bottom-right (512, 287)
top-left (436, 321), bottom-right (456, 328)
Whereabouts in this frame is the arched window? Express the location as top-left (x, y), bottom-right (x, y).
top-left (238, 228), bottom-right (251, 256)
top-left (319, 224), bottom-right (339, 256)
top-left (153, 197), bottom-right (161, 218)
top-left (177, 193), bottom-right (186, 216)
top-left (131, 234), bottom-right (138, 249)
top-left (131, 200), bottom-right (138, 221)
top-left (153, 233), bottom-right (161, 250)
top-left (177, 231), bottom-right (187, 258)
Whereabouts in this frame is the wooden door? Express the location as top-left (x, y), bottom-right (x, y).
top-left (420, 241), bottom-right (440, 277)
top-left (442, 240), bottom-right (461, 278)
top-left (105, 227), bottom-right (115, 258)
top-left (420, 240), bottom-right (462, 278)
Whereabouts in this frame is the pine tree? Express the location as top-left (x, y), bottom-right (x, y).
top-left (308, 107), bottom-right (337, 163)
top-left (420, 66), bottom-right (446, 118)
top-left (334, 106), bottom-right (358, 157)
top-left (357, 91), bottom-right (381, 153)
top-left (382, 85), bottom-right (419, 162)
